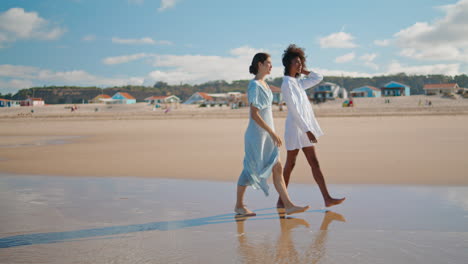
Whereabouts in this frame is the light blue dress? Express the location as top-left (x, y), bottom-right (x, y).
top-left (238, 80), bottom-right (279, 196)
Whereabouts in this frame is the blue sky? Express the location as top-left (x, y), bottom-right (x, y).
top-left (0, 0), bottom-right (467, 94)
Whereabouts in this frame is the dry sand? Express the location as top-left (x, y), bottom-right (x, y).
top-left (1, 95), bottom-right (467, 185)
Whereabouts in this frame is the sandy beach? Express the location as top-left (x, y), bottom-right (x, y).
top-left (1, 96), bottom-right (468, 263)
top-left (1, 95), bottom-right (467, 185)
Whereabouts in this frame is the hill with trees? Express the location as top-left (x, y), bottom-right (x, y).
top-left (1, 73), bottom-right (467, 104)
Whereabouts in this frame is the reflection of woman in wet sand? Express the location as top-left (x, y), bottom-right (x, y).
top-left (235, 53), bottom-right (309, 216)
top-left (278, 44), bottom-right (345, 208)
top-left (236, 210), bottom-right (345, 263)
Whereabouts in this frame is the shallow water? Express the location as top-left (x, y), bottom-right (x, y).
top-left (0, 175), bottom-right (467, 263)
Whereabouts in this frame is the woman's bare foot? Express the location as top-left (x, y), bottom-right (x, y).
top-left (324, 197), bottom-right (346, 208)
top-left (285, 205), bottom-right (310, 215)
top-left (235, 206), bottom-right (256, 217)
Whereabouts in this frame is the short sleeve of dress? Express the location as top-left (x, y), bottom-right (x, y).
top-left (247, 81), bottom-right (268, 110)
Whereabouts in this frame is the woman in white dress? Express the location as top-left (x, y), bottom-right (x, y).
top-left (277, 44), bottom-right (345, 208)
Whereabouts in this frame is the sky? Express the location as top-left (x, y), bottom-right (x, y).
top-left (0, 0), bottom-right (467, 94)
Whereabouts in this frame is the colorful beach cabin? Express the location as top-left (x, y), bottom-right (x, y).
top-left (111, 92), bottom-right (136, 104)
top-left (20, 98), bottom-right (45, 106)
top-left (0, 99), bottom-right (19, 107)
top-left (183, 92), bottom-right (214, 104)
top-left (311, 82), bottom-right (347, 102)
top-left (350, 86), bottom-right (381, 98)
top-left (381, 81), bottom-right (410, 97)
top-left (145, 95), bottom-right (181, 104)
top-left (89, 94), bottom-right (111, 104)
top-left (423, 83), bottom-right (460, 96)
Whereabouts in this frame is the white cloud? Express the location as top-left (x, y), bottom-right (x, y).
top-left (103, 45), bottom-right (267, 84)
top-left (0, 8), bottom-right (66, 47)
top-left (143, 46), bottom-right (266, 85)
top-left (359, 53), bottom-right (379, 70)
top-left (158, 0), bottom-right (178, 12)
top-left (374, 39), bottom-right (391, 46)
top-left (335, 52), bottom-right (355, 63)
top-left (387, 61), bottom-right (460, 75)
top-left (0, 65), bottom-right (39, 79)
top-left (0, 79), bottom-right (34, 94)
top-left (112, 37), bottom-right (172, 45)
top-left (103, 53), bottom-right (150, 65)
top-left (314, 68), bottom-right (373, 78)
top-left (0, 64), bottom-right (144, 94)
top-left (394, 0), bottom-right (468, 61)
top-left (319, 32), bottom-right (357, 48)
top-left (82, 34), bottom-right (96, 42)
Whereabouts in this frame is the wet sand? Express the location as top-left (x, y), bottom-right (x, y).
top-left (0, 175), bottom-right (467, 263)
top-left (0, 115), bottom-right (467, 185)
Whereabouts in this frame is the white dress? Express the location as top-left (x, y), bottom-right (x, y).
top-left (281, 70), bottom-right (324, 151)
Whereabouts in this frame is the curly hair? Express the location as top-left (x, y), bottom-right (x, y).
top-left (249, 53), bottom-right (270, 75)
top-left (282, 44), bottom-right (307, 77)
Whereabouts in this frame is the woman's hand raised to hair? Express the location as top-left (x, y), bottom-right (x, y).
top-left (301, 68), bottom-right (310, 75)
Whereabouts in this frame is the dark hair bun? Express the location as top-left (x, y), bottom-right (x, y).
top-left (249, 65), bottom-right (256, 74)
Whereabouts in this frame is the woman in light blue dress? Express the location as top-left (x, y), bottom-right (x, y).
top-left (235, 53), bottom-right (309, 216)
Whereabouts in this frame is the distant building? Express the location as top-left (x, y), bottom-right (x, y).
top-left (0, 99), bottom-right (20, 107)
top-left (270, 85), bottom-right (282, 104)
top-left (111, 92), bottom-right (136, 104)
top-left (423, 83), bottom-right (460, 96)
top-left (183, 92), bottom-right (214, 104)
top-left (0, 98), bottom-right (9, 107)
top-left (89, 94), bottom-right (111, 104)
top-left (350, 85), bottom-right (381, 98)
top-left (311, 82), bottom-right (347, 101)
top-left (20, 98), bottom-right (45, 106)
top-left (145, 95), bottom-right (181, 104)
top-left (381, 81), bottom-right (410, 97)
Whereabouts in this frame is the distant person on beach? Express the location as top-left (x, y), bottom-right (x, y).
top-left (278, 44), bottom-right (345, 208)
top-left (235, 52), bottom-right (310, 216)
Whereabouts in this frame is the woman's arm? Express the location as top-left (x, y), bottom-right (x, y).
top-left (299, 69), bottom-right (323, 90)
top-left (250, 105), bottom-right (282, 147)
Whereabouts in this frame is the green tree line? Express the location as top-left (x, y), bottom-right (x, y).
top-left (1, 73), bottom-right (467, 104)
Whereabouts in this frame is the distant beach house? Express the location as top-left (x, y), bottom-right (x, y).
top-left (111, 92), bottom-right (136, 104)
top-left (270, 85), bottom-right (282, 104)
top-left (0, 99), bottom-right (8, 107)
top-left (184, 91), bottom-right (246, 105)
top-left (0, 99), bottom-right (21, 107)
top-left (381, 81), bottom-right (410, 97)
top-left (183, 92), bottom-right (214, 104)
top-left (350, 86), bottom-right (381, 98)
top-left (89, 94), bottom-right (111, 104)
top-left (145, 95), bottom-right (181, 104)
top-left (423, 83), bottom-right (460, 96)
top-left (311, 82), bottom-right (347, 101)
top-left (20, 98), bottom-right (45, 106)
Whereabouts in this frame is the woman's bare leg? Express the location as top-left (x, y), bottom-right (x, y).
top-left (272, 162), bottom-right (309, 215)
top-left (277, 149), bottom-right (300, 208)
top-left (235, 185), bottom-right (256, 216)
top-left (302, 146), bottom-right (345, 207)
